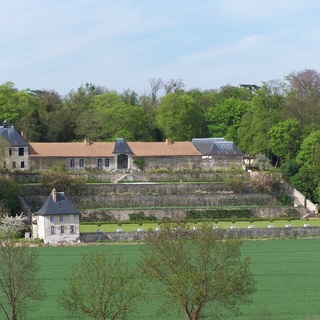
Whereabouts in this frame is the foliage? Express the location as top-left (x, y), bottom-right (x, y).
top-left (280, 158), bottom-right (300, 182)
top-left (0, 177), bottom-right (20, 214)
top-left (0, 239), bottom-right (45, 320)
top-left (249, 172), bottom-right (281, 193)
top-left (276, 194), bottom-right (294, 206)
top-left (133, 157), bottom-right (145, 170)
top-left (185, 209), bottom-right (253, 220)
top-left (0, 213), bottom-right (27, 239)
top-left (41, 170), bottom-right (87, 195)
top-left (140, 223), bottom-right (256, 320)
top-left (225, 176), bottom-right (246, 193)
top-left (60, 251), bottom-right (145, 320)
top-left (128, 211), bottom-right (157, 222)
top-left (296, 130), bottom-right (320, 166)
top-left (156, 92), bottom-right (205, 141)
top-left (206, 97), bottom-right (250, 143)
top-left (291, 166), bottom-right (320, 203)
top-left (268, 119), bottom-right (301, 162)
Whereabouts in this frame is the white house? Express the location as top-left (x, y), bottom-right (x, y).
top-left (33, 189), bottom-right (80, 244)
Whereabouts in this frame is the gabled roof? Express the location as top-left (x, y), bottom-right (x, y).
top-left (113, 138), bottom-right (132, 154)
top-left (36, 190), bottom-right (80, 215)
top-left (0, 121), bottom-right (28, 147)
top-left (29, 142), bottom-right (115, 157)
top-left (191, 138), bottom-right (243, 155)
top-left (129, 141), bottom-right (202, 157)
top-left (29, 139), bottom-right (202, 157)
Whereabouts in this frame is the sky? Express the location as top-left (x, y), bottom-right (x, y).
top-left (1, 0), bottom-right (320, 96)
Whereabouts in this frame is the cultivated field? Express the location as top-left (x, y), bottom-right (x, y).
top-left (24, 239), bottom-right (320, 319)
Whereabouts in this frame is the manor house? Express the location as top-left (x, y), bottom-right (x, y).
top-left (0, 122), bottom-right (244, 172)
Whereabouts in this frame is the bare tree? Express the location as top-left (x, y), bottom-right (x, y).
top-left (149, 78), bottom-right (163, 107)
top-left (0, 239), bottom-right (45, 320)
top-left (60, 252), bottom-right (145, 320)
top-left (163, 79), bottom-right (185, 94)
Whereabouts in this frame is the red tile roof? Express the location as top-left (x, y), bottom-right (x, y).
top-left (28, 141), bottom-right (202, 157)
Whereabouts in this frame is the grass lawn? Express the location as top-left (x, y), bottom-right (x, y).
top-left (22, 238), bottom-right (320, 320)
top-left (80, 218), bottom-right (320, 233)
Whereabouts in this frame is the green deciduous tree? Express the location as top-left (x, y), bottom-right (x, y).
top-left (140, 223), bottom-right (256, 320)
top-left (206, 97), bottom-right (250, 143)
top-left (296, 130), bottom-right (320, 166)
top-left (60, 252), bottom-right (144, 320)
top-left (156, 93), bottom-right (205, 141)
top-left (0, 239), bottom-right (45, 320)
top-left (0, 177), bottom-right (19, 214)
top-left (268, 119), bottom-right (301, 164)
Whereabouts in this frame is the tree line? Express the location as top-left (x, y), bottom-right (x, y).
top-left (1, 69), bottom-right (320, 202)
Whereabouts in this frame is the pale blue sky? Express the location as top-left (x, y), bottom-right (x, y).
top-left (1, 0), bottom-right (319, 95)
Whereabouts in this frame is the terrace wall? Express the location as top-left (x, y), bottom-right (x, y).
top-left (80, 226), bottom-right (320, 243)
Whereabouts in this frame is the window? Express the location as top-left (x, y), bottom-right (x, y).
top-left (105, 158), bottom-right (110, 167)
top-left (20, 161), bottom-right (25, 169)
top-left (60, 215), bottom-right (64, 222)
top-left (19, 148), bottom-right (24, 156)
top-left (51, 226), bottom-right (55, 234)
top-left (79, 158), bottom-right (84, 168)
top-left (70, 214), bottom-right (74, 222)
top-left (97, 158), bottom-right (102, 168)
top-left (3, 162), bottom-right (6, 169)
top-left (50, 215), bottom-right (54, 223)
top-left (70, 158), bottom-right (75, 168)
top-left (61, 226), bottom-right (65, 234)
top-left (8, 148), bottom-right (12, 156)
top-left (12, 162), bottom-right (16, 169)
top-left (70, 225), bottom-right (75, 233)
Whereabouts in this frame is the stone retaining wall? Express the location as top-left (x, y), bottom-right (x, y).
top-left (80, 226), bottom-right (320, 242)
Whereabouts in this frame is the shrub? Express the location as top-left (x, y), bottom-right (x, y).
top-left (277, 194), bottom-right (294, 206)
top-left (41, 170), bottom-right (87, 195)
top-left (128, 211), bottom-right (157, 222)
top-left (225, 176), bottom-right (245, 193)
top-left (133, 158), bottom-right (145, 170)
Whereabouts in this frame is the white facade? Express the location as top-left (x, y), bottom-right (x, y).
top-left (33, 213), bottom-right (80, 244)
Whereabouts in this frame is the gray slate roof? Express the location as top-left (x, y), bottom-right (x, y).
top-left (113, 138), bottom-right (132, 154)
top-left (0, 122), bottom-right (28, 147)
top-left (36, 192), bottom-right (80, 215)
top-left (191, 138), bottom-right (243, 156)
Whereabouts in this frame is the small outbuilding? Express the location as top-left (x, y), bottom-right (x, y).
top-left (33, 189), bottom-right (80, 244)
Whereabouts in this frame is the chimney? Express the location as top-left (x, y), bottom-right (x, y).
top-left (52, 188), bottom-right (57, 203)
top-left (84, 139), bottom-right (91, 146)
top-left (166, 139), bottom-right (172, 145)
top-left (3, 120), bottom-right (7, 129)
top-left (21, 131), bottom-right (27, 141)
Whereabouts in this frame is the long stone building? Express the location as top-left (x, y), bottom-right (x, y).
top-left (0, 122), bottom-right (244, 172)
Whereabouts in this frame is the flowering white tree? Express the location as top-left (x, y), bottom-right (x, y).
top-left (0, 213), bottom-right (26, 239)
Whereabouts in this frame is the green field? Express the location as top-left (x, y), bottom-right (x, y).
top-left (23, 239), bottom-right (320, 319)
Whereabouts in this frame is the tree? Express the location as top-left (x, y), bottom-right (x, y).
top-left (268, 119), bottom-right (301, 164)
top-left (205, 97), bottom-right (250, 143)
top-left (0, 177), bottom-right (20, 214)
top-left (93, 92), bottom-right (153, 141)
top-left (296, 130), bottom-right (320, 166)
top-left (237, 80), bottom-right (285, 157)
top-left (156, 93), bottom-right (205, 141)
top-left (60, 252), bottom-right (145, 320)
top-left (285, 69), bottom-right (320, 136)
top-left (0, 213), bottom-right (26, 239)
top-left (0, 239), bottom-right (45, 320)
top-left (140, 223), bottom-right (256, 320)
